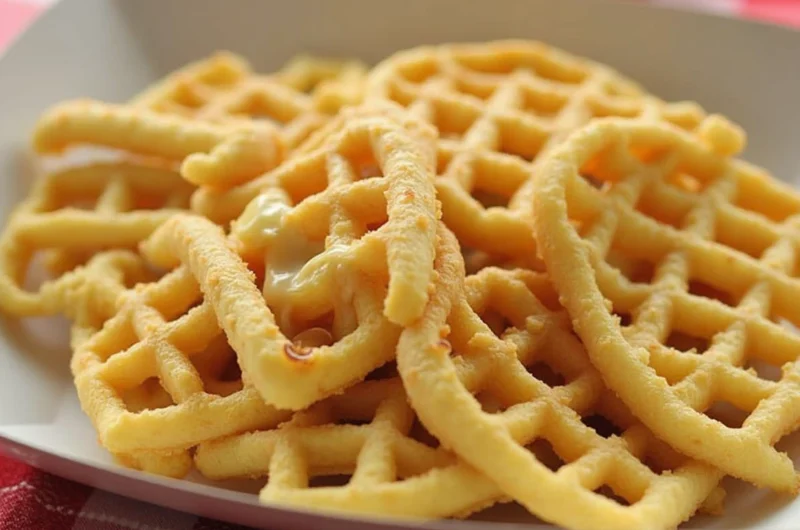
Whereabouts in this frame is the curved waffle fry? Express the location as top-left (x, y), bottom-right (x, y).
top-left (70, 217), bottom-right (290, 462)
top-left (144, 194), bottom-right (440, 410)
top-left (195, 377), bottom-right (504, 519)
top-left (0, 163), bottom-right (190, 316)
top-left (366, 40), bottom-right (741, 267)
top-left (227, 104), bottom-right (439, 329)
top-left (533, 117), bottom-right (800, 491)
top-left (397, 249), bottom-right (723, 529)
top-left (66, 258), bottom-right (192, 477)
top-left (63, 251), bottom-right (199, 478)
top-left (134, 51), bottom-right (366, 132)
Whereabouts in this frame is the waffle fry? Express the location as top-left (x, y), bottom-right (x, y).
top-left (144, 145), bottom-right (438, 413)
top-left (533, 117), bottom-right (800, 491)
top-left (366, 40), bottom-right (740, 267)
top-left (70, 216), bottom-right (290, 474)
top-left (195, 377), bottom-right (505, 519)
top-left (0, 162), bottom-right (191, 316)
top-left (64, 251), bottom-right (196, 478)
top-left (227, 103), bottom-right (439, 332)
top-left (131, 51), bottom-right (366, 149)
top-left (397, 254), bottom-right (724, 529)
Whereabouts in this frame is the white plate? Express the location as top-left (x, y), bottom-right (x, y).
top-left (1, 0), bottom-right (799, 528)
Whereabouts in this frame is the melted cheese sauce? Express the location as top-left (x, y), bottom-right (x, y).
top-left (234, 189), bottom-right (354, 337)
top-left (264, 234), bottom-right (351, 336)
top-left (231, 189), bottom-right (292, 252)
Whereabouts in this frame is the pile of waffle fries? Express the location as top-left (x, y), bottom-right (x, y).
top-left (3, 40), bottom-right (800, 530)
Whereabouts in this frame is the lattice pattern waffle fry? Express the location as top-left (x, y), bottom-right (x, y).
top-left (34, 104), bottom-right (442, 471)
top-left (69, 202), bottom-right (439, 476)
top-left (533, 117), bottom-right (800, 492)
top-left (130, 51), bottom-right (367, 149)
top-left (0, 162), bottom-right (191, 317)
top-left (64, 250), bottom-right (199, 478)
top-left (226, 103), bottom-right (439, 335)
top-left (70, 216), bottom-right (291, 474)
top-left (396, 248), bottom-right (725, 529)
top-left (137, 144), bottom-right (438, 413)
top-left (195, 377), bottom-right (505, 519)
top-left (365, 40), bottom-right (744, 269)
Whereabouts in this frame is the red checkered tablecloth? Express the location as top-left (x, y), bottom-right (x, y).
top-left (0, 0), bottom-right (798, 529)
